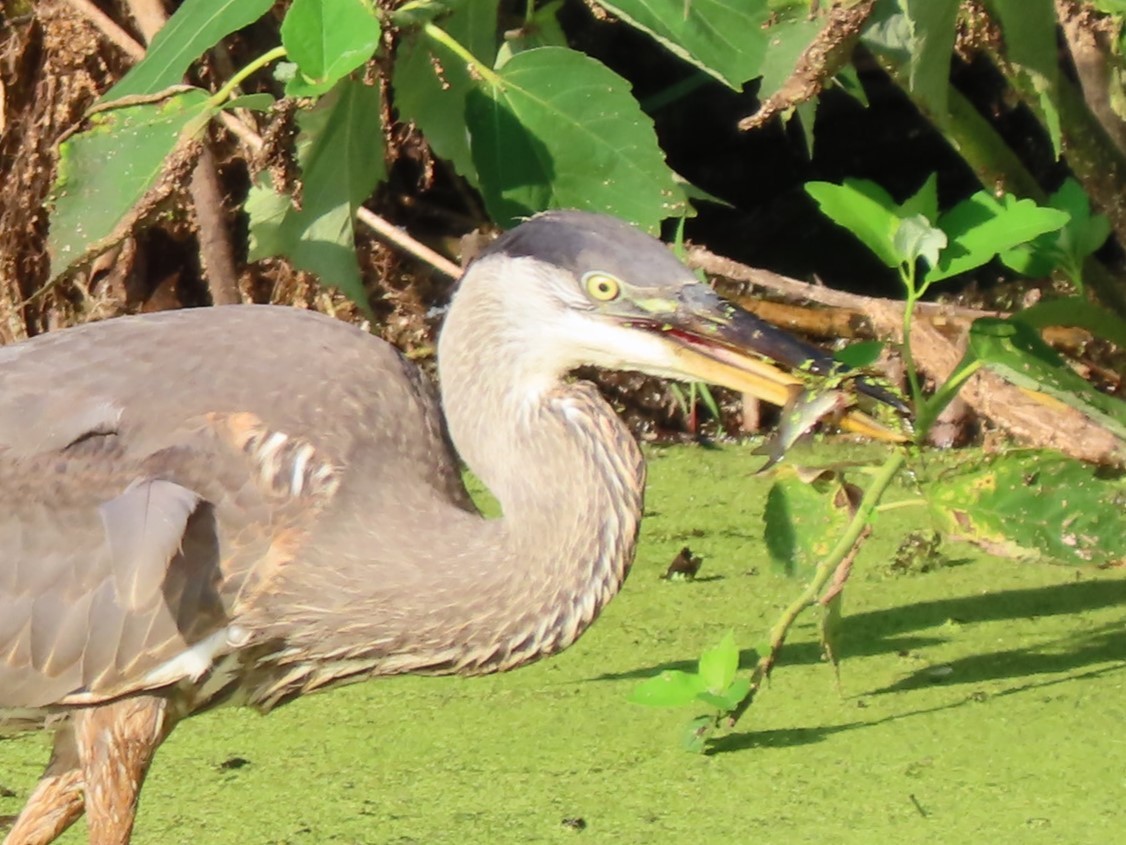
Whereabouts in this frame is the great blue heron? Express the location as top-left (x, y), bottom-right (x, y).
top-left (0, 211), bottom-right (901, 845)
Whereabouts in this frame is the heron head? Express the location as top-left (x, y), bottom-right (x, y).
top-left (455, 210), bottom-right (904, 440)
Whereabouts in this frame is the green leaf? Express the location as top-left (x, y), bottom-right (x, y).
top-left (105, 0), bottom-right (274, 99)
top-left (757, 12), bottom-right (825, 100)
top-left (899, 0), bottom-right (959, 123)
top-left (630, 670), bottom-right (705, 707)
top-left (894, 213), bottom-right (947, 270)
top-left (223, 93), bottom-right (276, 111)
top-left (393, 2), bottom-right (500, 186)
top-left (1013, 296), bottom-right (1126, 349)
top-left (983, 0), bottom-right (1062, 155)
top-left (900, 172), bottom-right (939, 224)
top-left (925, 450), bottom-right (1126, 566)
top-left (681, 715), bottom-right (714, 753)
top-left (820, 590), bottom-right (844, 675)
top-left (49, 89), bottom-right (213, 278)
top-left (926, 192), bottom-right (1070, 283)
top-left (467, 47), bottom-right (686, 231)
top-left (593, 0), bottom-right (772, 89)
top-left (280, 0), bottom-right (381, 97)
top-left (697, 631), bottom-right (739, 693)
top-left (1000, 179), bottom-right (1111, 286)
top-left (805, 179), bottom-right (904, 268)
top-left (763, 467), bottom-right (854, 578)
top-left (967, 318), bottom-right (1126, 443)
top-left (247, 78), bottom-right (386, 310)
top-left (834, 340), bottom-right (885, 370)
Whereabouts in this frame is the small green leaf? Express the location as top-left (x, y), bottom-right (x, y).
top-left (280, 0), bottom-right (381, 97)
top-left (894, 213), bottom-right (947, 270)
top-left (105, 0), bottom-right (274, 99)
top-left (630, 670), bottom-right (705, 707)
top-left (681, 715), bottom-right (714, 754)
top-left (834, 341), bottom-right (885, 370)
top-left (496, 0), bottom-right (567, 66)
top-left (900, 173), bottom-right (939, 224)
top-left (927, 192), bottom-right (1070, 283)
top-left (805, 179), bottom-right (903, 268)
top-left (223, 93), bottom-right (276, 111)
top-left (697, 631), bottom-right (739, 693)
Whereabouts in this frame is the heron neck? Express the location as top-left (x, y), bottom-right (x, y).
top-left (429, 277), bottom-right (646, 674)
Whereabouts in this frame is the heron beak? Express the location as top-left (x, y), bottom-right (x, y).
top-left (651, 283), bottom-right (908, 443)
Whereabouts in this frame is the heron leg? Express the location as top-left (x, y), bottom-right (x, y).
top-left (1, 723), bottom-right (85, 845)
top-left (74, 696), bottom-right (168, 845)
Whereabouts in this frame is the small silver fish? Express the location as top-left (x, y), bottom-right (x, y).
top-left (754, 385), bottom-right (851, 472)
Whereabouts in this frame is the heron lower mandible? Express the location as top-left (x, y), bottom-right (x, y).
top-left (0, 211), bottom-right (903, 845)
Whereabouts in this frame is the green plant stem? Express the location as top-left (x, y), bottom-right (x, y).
top-left (916, 358), bottom-right (983, 440)
top-left (726, 448), bottom-right (906, 728)
top-left (422, 22), bottom-right (503, 86)
top-left (874, 497), bottom-right (926, 513)
top-left (208, 46), bottom-right (287, 108)
top-left (899, 262), bottom-right (924, 414)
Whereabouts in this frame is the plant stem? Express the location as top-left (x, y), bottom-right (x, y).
top-left (726, 448), bottom-right (906, 727)
top-left (422, 22), bottom-right (503, 86)
top-left (209, 45), bottom-right (287, 108)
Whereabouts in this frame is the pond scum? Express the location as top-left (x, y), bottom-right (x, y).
top-left (2, 444), bottom-right (1123, 844)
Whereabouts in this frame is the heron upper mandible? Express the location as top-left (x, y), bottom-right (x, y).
top-left (0, 211), bottom-right (901, 845)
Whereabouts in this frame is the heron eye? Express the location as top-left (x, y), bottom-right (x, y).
top-left (583, 272), bottom-right (621, 302)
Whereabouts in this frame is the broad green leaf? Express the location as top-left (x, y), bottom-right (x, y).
top-left (467, 47), bottom-right (686, 231)
top-left (805, 179), bottom-right (903, 268)
top-left (247, 78), bottom-right (385, 309)
top-left (894, 213), bottom-right (947, 270)
top-left (106, 0), bottom-right (274, 99)
top-left (926, 192), bottom-right (1070, 283)
top-left (49, 89), bottom-right (213, 277)
top-left (593, 0), bottom-right (772, 89)
top-left (925, 450), bottom-right (1126, 566)
top-left (901, 0), bottom-right (959, 122)
top-left (1000, 179), bottom-right (1111, 285)
top-left (697, 631), bottom-right (739, 693)
top-left (967, 318), bottom-right (1126, 443)
top-left (280, 0), bottom-right (381, 97)
top-left (393, 2), bottom-right (500, 186)
top-left (630, 670), bottom-right (704, 707)
top-left (834, 341), bottom-right (885, 369)
top-left (983, 0), bottom-right (1062, 155)
top-left (763, 466), bottom-right (854, 577)
top-left (1013, 296), bottom-right (1126, 349)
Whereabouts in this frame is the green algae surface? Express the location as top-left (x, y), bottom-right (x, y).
top-left (2, 443), bottom-right (1123, 844)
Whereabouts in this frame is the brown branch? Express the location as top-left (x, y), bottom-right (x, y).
top-left (688, 245), bottom-right (1125, 465)
top-left (738, 0), bottom-right (878, 131)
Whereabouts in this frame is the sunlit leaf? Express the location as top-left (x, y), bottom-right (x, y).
top-left (105, 0), bottom-right (274, 99)
top-left (593, 0), bottom-right (772, 88)
top-left (467, 47), bottom-right (686, 231)
top-left (926, 192), bottom-right (1070, 283)
top-left (630, 670), bottom-right (705, 707)
top-left (834, 341), bottom-right (885, 369)
top-left (763, 467), bottom-right (854, 577)
top-left (925, 450), bottom-right (1126, 565)
top-left (894, 213), bottom-right (947, 270)
top-left (247, 79), bottom-right (385, 310)
top-left (393, 1), bottom-right (500, 186)
top-left (280, 0), bottom-right (381, 97)
top-left (697, 631), bottom-right (739, 693)
top-left (805, 179), bottom-right (903, 268)
top-left (49, 89), bottom-right (213, 277)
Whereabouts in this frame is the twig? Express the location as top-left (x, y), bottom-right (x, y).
top-left (62, 0), bottom-right (144, 59)
top-left (726, 450), bottom-right (906, 727)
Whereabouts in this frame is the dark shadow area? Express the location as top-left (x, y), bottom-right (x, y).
top-left (595, 578), bottom-right (1126, 686)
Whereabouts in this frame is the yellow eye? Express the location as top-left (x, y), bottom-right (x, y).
top-left (583, 272), bottom-right (621, 302)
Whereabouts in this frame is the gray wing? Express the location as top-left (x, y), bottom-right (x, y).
top-left (0, 306), bottom-right (470, 712)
